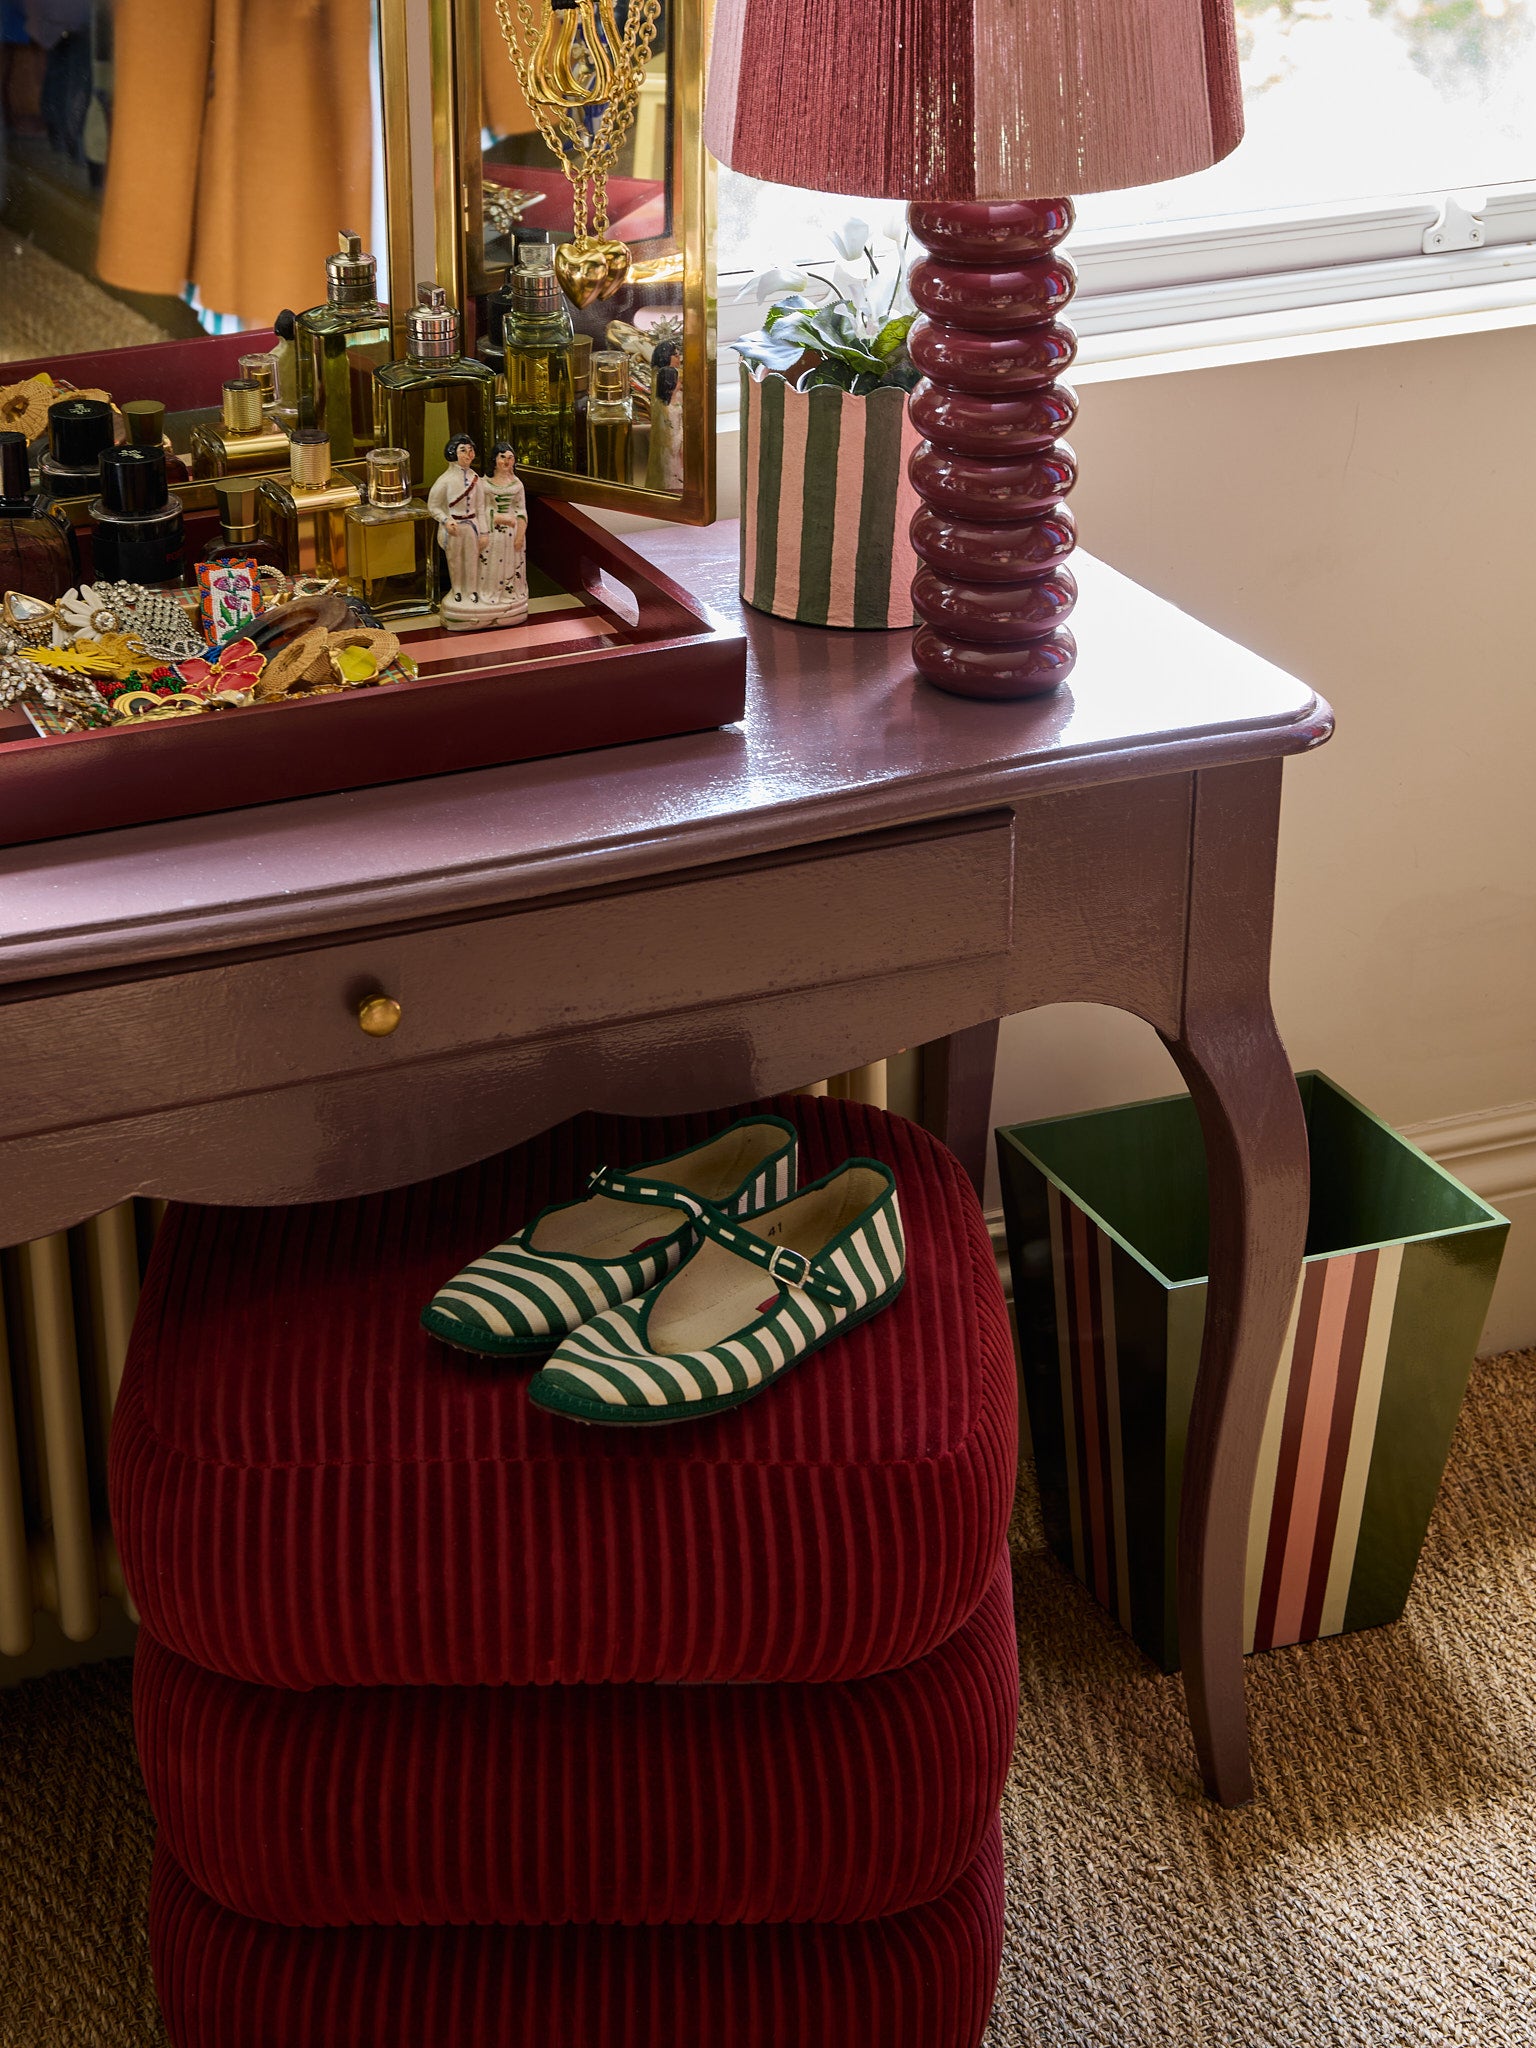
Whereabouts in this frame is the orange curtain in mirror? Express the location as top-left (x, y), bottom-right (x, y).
top-left (480, 0), bottom-right (539, 137)
top-left (97, 0), bottom-right (373, 328)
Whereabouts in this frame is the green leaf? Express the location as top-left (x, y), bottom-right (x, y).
top-left (730, 324), bottom-right (811, 376)
top-left (879, 353), bottom-right (922, 392)
top-left (763, 294), bottom-right (817, 330)
top-left (797, 359), bottom-right (855, 392)
top-left (871, 313), bottom-right (917, 360)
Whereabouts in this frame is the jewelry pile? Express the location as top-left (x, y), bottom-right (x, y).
top-left (0, 578), bottom-right (416, 739)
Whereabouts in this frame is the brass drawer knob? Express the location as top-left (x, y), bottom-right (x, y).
top-left (357, 994), bottom-right (402, 1038)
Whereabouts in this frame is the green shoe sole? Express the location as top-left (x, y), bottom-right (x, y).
top-left (419, 1307), bottom-right (556, 1361)
top-left (526, 1271), bottom-right (908, 1427)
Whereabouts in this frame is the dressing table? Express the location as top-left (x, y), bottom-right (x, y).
top-left (0, 520), bottom-right (1330, 1806)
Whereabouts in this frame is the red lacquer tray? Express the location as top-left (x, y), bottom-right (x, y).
top-left (0, 499), bottom-right (747, 849)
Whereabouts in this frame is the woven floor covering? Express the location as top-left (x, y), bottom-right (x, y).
top-left (1, 1349), bottom-right (1532, 2048)
top-left (0, 234), bottom-right (168, 363)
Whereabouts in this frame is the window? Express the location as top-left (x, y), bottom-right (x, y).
top-left (717, 0), bottom-right (1536, 343)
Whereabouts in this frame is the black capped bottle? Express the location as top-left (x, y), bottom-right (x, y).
top-left (0, 430), bottom-right (79, 600)
top-left (90, 445), bottom-right (185, 586)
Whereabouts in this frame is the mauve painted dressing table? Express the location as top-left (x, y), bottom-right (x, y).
top-left (0, 521), bottom-right (1331, 1806)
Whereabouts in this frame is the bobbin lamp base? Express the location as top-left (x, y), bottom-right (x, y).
top-left (906, 200), bottom-right (1081, 700)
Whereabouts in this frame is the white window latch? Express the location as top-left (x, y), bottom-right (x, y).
top-left (1423, 193), bottom-right (1486, 254)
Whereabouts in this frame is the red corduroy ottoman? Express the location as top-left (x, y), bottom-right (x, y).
top-left (110, 1096), bottom-right (1016, 1691)
top-left (149, 1822), bottom-right (1006, 2048)
top-left (134, 1546), bottom-right (1017, 1929)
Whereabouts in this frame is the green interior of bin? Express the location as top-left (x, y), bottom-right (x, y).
top-left (1003, 1072), bottom-right (1496, 1287)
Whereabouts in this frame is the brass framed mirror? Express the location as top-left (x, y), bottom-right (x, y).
top-left (380, 0), bottom-right (715, 524)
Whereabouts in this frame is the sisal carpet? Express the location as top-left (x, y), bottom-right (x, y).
top-left (1, 1350), bottom-right (1532, 2048)
top-left (0, 235), bottom-right (168, 364)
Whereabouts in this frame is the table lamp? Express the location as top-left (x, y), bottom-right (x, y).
top-left (707, 2), bottom-right (1243, 698)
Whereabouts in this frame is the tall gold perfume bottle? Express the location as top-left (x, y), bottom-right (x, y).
top-left (296, 231), bottom-right (392, 461)
top-left (502, 245), bottom-right (576, 472)
top-left (344, 447), bottom-right (440, 621)
top-left (586, 349), bottom-right (633, 482)
top-left (375, 286), bottom-right (499, 495)
top-left (190, 379), bottom-right (292, 480)
top-left (256, 431), bottom-right (360, 578)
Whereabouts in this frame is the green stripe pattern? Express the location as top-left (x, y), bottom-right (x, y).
top-left (421, 1130), bottom-right (797, 1357)
top-left (741, 367), bottom-right (916, 628)
top-left (530, 1168), bottom-right (906, 1422)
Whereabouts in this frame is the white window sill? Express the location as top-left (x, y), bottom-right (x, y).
top-left (716, 270), bottom-right (1536, 432)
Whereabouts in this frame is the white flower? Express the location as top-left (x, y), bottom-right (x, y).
top-left (873, 206), bottom-right (907, 246)
top-left (734, 264), bottom-right (813, 304)
top-left (828, 217), bottom-right (873, 263)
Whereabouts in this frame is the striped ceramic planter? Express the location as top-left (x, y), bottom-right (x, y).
top-left (739, 366), bottom-right (920, 628)
top-left (997, 1073), bottom-right (1508, 1673)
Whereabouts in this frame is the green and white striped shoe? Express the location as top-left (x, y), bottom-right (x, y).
top-left (421, 1118), bottom-right (798, 1359)
top-left (526, 1159), bottom-right (905, 1425)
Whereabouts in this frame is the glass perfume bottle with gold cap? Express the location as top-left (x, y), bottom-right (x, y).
top-left (502, 244), bottom-right (576, 472)
top-left (375, 286), bottom-right (498, 497)
top-left (189, 379), bottom-right (292, 479)
top-left (256, 430), bottom-right (360, 578)
top-left (296, 231), bottom-right (392, 461)
top-left (586, 350), bottom-right (633, 483)
top-left (344, 447), bottom-right (440, 621)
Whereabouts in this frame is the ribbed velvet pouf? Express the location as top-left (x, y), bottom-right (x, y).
top-left (110, 1096), bottom-right (1017, 2047)
top-left (150, 1823), bottom-right (1007, 2048)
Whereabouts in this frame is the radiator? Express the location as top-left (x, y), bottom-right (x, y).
top-left (0, 1203), bottom-right (159, 1658)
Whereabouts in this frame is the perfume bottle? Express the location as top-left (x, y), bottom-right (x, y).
top-left (0, 430), bottom-right (79, 600)
top-left (296, 231), bottom-right (392, 460)
top-left (269, 313), bottom-right (302, 428)
top-left (37, 397), bottom-right (115, 504)
top-left (189, 379), bottom-right (292, 479)
top-left (344, 446), bottom-right (440, 622)
top-left (502, 246), bottom-right (576, 472)
top-left (256, 431), bottom-right (360, 578)
top-left (120, 398), bottom-right (191, 484)
top-left (89, 445), bottom-right (186, 586)
top-left (375, 285), bottom-right (498, 496)
top-left (586, 350), bottom-right (633, 483)
top-left (201, 477), bottom-right (287, 570)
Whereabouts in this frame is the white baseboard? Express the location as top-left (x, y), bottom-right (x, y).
top-left (1401, 1100), bottom-right (1536, 1209)
top-left (985, 1097), bottom-right (1536, 1304)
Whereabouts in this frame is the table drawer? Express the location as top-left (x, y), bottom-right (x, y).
top-left (2, 812), bottom-right (1013, 1138)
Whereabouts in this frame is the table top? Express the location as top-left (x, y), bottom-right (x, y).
top-left (0, 523), bottom-right (1331, 989)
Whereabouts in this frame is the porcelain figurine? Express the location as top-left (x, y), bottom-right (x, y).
top-left (428, 442), bottom-right (528, 634)
top-left (483, 443), bottom-right (529, 625)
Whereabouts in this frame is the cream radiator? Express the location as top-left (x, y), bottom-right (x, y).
top-left (0, 1203), bottom-right (158, 1658)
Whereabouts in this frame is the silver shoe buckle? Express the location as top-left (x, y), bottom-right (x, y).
top-left (768, 1245), bottom-right (811, 1290)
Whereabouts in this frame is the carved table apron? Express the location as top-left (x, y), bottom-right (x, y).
top-left (0, 524), bottom-right (1332, 1806)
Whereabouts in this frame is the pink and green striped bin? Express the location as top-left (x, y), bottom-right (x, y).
top-left (997, 1074), bottom-right (1508, 1672)
top-left (739, 366), bottom-right (920, 629)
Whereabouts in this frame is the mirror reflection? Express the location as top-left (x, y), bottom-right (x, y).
top-left (464, 0), bottom-right (689, 498)
top-left (1, 1), bottom-right (384, 485)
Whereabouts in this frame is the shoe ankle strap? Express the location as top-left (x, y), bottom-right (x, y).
top-left (585, 1165), bottom-right (707, 1219)
top-left (694, 1205), bottom-right (853, 1307)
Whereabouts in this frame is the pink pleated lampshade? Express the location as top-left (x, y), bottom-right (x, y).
top-left (706, 0), bottom-right (1244, 199)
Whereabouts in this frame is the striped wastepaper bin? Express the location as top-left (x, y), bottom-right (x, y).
top-left (739, 366), bottom-right (920, 628)
top-left (997, 1073), bottom-right (1508, 1672)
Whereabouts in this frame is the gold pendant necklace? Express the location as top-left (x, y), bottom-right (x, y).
top-left (493, 0), bottom-right (662, 308)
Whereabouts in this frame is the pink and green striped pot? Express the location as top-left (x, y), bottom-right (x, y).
top-left (997, 1073), bottom-right (1507, 1673)
top-left (739, 366), bottom-right (920, 628)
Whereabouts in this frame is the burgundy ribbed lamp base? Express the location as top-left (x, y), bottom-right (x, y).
top-left (907, 200), bottom-right (1079, 700)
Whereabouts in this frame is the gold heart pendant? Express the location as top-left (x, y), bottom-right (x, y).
top-left (554, 236), bottom-right (632, 309)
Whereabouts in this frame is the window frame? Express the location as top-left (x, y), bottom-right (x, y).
top-left (715, 179), bottom-right (1536, 363)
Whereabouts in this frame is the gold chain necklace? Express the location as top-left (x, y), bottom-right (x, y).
top-left (493, 0), bottom-right (662, 305)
